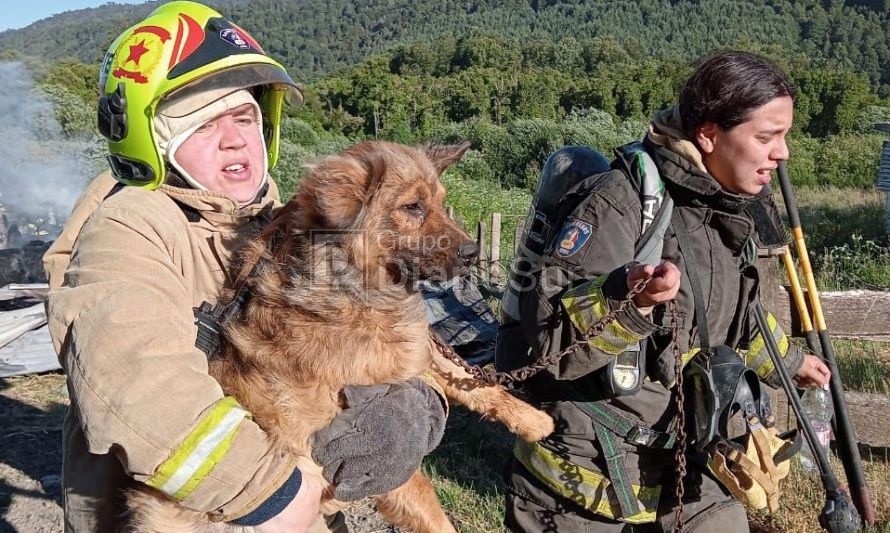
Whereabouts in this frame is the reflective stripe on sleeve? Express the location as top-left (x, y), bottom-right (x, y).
top-left (562, 275), bottom-right (646, 356)
top-left (742, 311), bottom-right (790, 380)
top-left (146, 396), bottom-right (250, 501)
top-left (513, 440), bottom-right (660, 524)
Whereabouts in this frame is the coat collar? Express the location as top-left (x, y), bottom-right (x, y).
top-left (643, 137), bottom-right (770, 216)
top-left (158, 178), bottom-right (281, 228)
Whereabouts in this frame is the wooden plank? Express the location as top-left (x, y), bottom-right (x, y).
top-left (0, 325), bottom-right (60, 377)
top-left (514, 223), bottom-right (523, 255)
top-left (757, 256), bottom-right (890, 341)
top-left (0, 283), bottom-right (49, 301)
top-left (764, 287), bottom-right (890, 341)
top-left (877, 140), bottom-right (890, 191)
top-left (769, 389), bottom-right (890, 448)
top-left (475, 221), bottom-right (487, 281)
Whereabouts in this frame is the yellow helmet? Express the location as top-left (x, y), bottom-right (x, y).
top-left (98, 1), bottom-right (302, 188)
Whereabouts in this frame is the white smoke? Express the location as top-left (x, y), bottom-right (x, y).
top-left (0, 61), bottom-right (105, 240)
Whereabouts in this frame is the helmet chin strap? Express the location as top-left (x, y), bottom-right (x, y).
top-left (166, 123), bottom-right (208, 192)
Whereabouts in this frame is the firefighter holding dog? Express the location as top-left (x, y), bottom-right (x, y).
top-left (44, 2), bottom-right (446, 532)
top-left (497, 51), bottom-right (831, 532)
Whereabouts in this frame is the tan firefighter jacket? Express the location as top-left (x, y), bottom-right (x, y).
top-left (44, 171), bottom-right (297, 521)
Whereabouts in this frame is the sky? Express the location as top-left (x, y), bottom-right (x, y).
top-left (0, 1), bottom-right (148, 32)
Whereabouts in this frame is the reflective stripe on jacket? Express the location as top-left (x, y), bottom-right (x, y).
top-left (514, 439), bottom-right (660, 523)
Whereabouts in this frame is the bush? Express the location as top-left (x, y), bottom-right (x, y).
top-left (271, 136), bottom-right (352, 199)
top-left (785, 131), bottom-right (883, 189)
top-left (786, 135), bottom-right (821, 187)
top-left (814, 133), bottom-right (884, 188)
top-left (853, 105), bottom-right (890, 133)
top-left (452, 148), bottom-right (495, 184)
top-left (429, 111), bottom-right (645, 191)
top-left (280, 117), bottom-right (320, 147)
top-left (814, 234), bottom-right (890, 290)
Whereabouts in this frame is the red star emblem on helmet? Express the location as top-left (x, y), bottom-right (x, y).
top-left (112, 25), bottom-right (170, 84)
top-left (125, 40), bottom-right (150, 66)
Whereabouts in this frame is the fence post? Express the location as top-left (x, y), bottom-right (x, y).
top-left (476, 220), bottom-right (487, 279)
top-left (514, 221), bottom-right (524, 255)
top-left (490, 213), bottom-right (501, 285)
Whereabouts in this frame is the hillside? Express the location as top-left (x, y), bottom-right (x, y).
top-left (0, 0), bottom-right (887, 89)
top-left (1, 0), bottom-right (887, 221)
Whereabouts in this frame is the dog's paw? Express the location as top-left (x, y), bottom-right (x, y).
top-left (513, 408), bottom-right (555, 442)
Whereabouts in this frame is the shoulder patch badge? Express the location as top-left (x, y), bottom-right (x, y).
top-left (555, 217), bottom-right (592, 258)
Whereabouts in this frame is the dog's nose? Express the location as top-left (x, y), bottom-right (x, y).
top-left (458, 242), bottom-right (479, 260)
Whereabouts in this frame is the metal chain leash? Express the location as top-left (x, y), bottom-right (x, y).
top-left (433, 276), bottom-right (658, 386)
top-left (669, 298), bottom-right (687, 533)
top-left (432, 276), bottom-right (688, 531)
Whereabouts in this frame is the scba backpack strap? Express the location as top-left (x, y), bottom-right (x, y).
top-left (498, 142), bottom-right (674, 393)
top-left (597, 142), bottom-right (674, 397)
top-left (612, 141), bottom-right (674, 267)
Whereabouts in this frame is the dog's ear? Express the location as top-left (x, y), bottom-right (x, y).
top-left (301, 156), bottom-right (370, 228)
top-left (420, 141), bottom-right (471, 175)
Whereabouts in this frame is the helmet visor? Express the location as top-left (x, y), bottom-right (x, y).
top-left (158, 63), bottom-right (302, 118)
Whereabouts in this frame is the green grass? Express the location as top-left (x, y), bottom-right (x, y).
top-left (813, 235), bottom-right (890, 290)
top-left (776, 186), bottom-right (890, 290)
top-left (749, 456), bottom-right (890, 533)
top-left (425, 406), bottom-right (512, 532)
top-left (786, 187), bottom-right (886, 250)
top-left (832, 339), bottom-right (890, 394)
top-left (442, 168), bottom-right (531, 269)
top-left (446, 179), bottom-right (890, 291)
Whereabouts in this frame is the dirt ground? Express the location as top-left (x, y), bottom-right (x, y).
top-left (1, 373), bottom-right (66, 533)
top-left (0, 372), bottom-right (398, 533)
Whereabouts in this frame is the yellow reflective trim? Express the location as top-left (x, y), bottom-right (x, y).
top-left (682, 347), bottom-right (700, 367)
top-left (743, 312), bottom-right (791, 380)
top-left (754, 356), bottom-right (776, 380)
top-left (591, 336), bottom-right (627, 355)
top-left (171, 420), bottom-right (242, 500)
top-left (514, 440), bottom-right (659, 524)
top-left (591, 319), bottom-right (645, 355)
top-left (608, 321), bottom-right (644, 344)
top-left (563, 275), bottom-right (645, 356)
top-left (562, 276), bottom-right (610, 334)
top-left (745, 334), bottom-right (766, 367)
top-left (752, 332), bottom-right (790, 380)
top-left (146, 396), bottom-right (250, 501)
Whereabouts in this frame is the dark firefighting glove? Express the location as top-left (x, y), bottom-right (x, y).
top-left (310, 378), bottom-right (447, 501)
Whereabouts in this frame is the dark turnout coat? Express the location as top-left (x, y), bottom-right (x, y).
top-left (497, 137), bottom-right (802, 524)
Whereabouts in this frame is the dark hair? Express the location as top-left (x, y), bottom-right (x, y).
top-left (679, 51), bottom-right (796, 135)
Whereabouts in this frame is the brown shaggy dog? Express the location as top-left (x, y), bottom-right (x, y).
top-left (128, 141), bottom-right (553, 532)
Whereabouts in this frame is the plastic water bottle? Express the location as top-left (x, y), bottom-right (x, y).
top-left (799, 386), bottom-right (833, 472)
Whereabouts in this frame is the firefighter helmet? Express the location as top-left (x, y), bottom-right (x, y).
top-left (97, 0), bottom-right (301, 187)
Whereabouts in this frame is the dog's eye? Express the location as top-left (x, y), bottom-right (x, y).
top-left (402, 203), bottom-right (425, 217)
